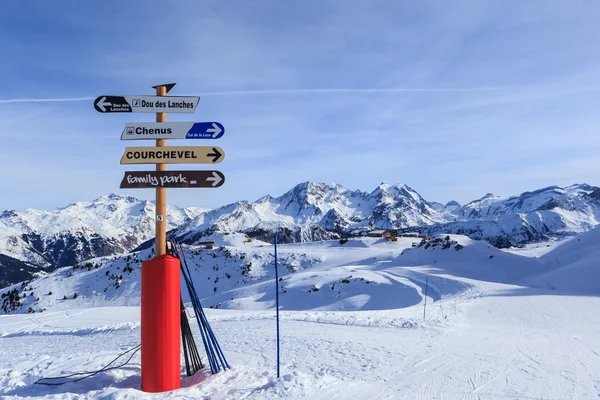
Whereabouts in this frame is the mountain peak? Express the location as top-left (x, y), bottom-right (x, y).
top-left (566, 183), bottom-right (596, 193)
top-left (481, 193), bottom-right (497, 200)
top-left (372, 183), bottom-right (421, 202)
top-left (377, 183), bottom-right (409, 192)
top-left (95, 193), bottom-right (141, 204)
top-left (0, 210), bottom-right (18, 219)
top-left (305, 181), bottom-right (346, 193)
top-left (256, 194), bottom-right (272, 203)
top-left (279, 181), bottom-right (348, 202)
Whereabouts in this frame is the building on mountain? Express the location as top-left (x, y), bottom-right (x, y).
top-left (399, 232), bottom-right (420, 238)
top-left (367, 230), bottom-right (397, 238)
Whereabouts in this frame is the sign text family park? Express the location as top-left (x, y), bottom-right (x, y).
top-left (95, 83), bottom-right (225, 392)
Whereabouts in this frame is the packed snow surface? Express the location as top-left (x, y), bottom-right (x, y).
top-left (1, 231), bottom-right (600, 399)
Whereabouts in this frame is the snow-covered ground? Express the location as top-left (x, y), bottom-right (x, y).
top-left (1, 232), bottom-right (600, 399)
top-left (500, 238), bottom-right (571, 258)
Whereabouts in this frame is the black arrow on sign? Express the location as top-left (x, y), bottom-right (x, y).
top-left (207, 147), bottom-right (222, 163)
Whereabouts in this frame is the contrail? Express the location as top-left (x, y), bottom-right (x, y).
top-left (196, 87), bottom-right (511, 96)
top-left (0, 97), bottom-right (94, 104)
top-left (1, 84), bottom-right (595, 104)
top-left (0, 87), bottom-right (512, 105)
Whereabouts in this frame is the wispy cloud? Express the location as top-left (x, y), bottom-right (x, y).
top-left (0, 97), bottom-right (94, 104)
top-left (0, 86), bottom-right (511, 105)
top-left (4, 82), bottom-right (600, 104)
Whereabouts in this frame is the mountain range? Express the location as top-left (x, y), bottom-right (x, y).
top-left (1, 181), bottom-right (599, 287)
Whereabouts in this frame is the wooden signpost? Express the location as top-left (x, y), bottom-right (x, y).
top-left (95, 84), bottom-right (226, 252)
top-left (95, 83), bottom-right (226, 393)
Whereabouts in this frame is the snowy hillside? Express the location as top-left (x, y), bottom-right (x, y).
top-left (1, 233), bottom-right (316, 315)
top-left (519, 227), bottom-right (600, 295)
top-left (2, 230), bottom-right (600, 399)
top-left (0, 254), bottom-right (45, 289)
top-left (1, 232), bottom-right (543, 317)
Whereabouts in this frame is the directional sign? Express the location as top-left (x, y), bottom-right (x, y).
top-left (94, 95), bottom-right (200, 113)
top-left (121, 122), bottom-right (224, 140)
top-left (120, 170), bottom-right (225, 188)
top-left (120, 146), bottom-right (224, 164)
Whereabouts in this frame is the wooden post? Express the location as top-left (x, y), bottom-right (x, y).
top-left (142, 83), bottom-right (181, 393)
top-left (155, 85), bottom-right (167, 256)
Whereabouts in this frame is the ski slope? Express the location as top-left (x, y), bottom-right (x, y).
top-left (1, 232), bottom-right (600, 399)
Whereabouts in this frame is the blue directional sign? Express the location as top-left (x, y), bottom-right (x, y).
top-left (121, 122), bottom-right (224, 140)
top-left (185, 122), bottom-right (224, 139)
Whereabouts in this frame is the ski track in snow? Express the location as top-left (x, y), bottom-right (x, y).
top-left (1, 234), bottom-right (600, 399)
top-left (2, 295), bottom-right (599, 399)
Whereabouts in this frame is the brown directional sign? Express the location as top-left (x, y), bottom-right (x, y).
top-left (120, 146), bottom-right (224, 164)
top-left (120, 170), bottom-right (225, 188)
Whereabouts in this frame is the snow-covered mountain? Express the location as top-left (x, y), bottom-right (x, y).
top-left (175, 182), bottom-right (600, 248)
top-left (429, 200), bottom-right (461, 220)
top-left (5, 226), bottom-right (599, 316)
top-left (410, 184), bottom-right (600, 247)
top-left (455, 184), bottom-right (598, 221)
top-left (175, 182), bottom-right (445, 244)
top-left (0, 194), bottom-right (207, 282)
top-left (2, 181), bottom-right (600, 288)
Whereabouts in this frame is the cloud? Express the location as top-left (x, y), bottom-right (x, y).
top-left (0, 97), bottom-right (94, 104)
top-left (0, 86), bottom-right (510, 105)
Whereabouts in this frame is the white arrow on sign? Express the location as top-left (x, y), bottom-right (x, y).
top-left (95, 96), bottom-right (112, 112)
top-left (206, 171), bottom-right (223, 187)
top-left (206, 123), bottom-right (222, 139)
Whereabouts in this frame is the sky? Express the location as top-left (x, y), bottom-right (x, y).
top-left (1, 0), bottom-right (600, 210)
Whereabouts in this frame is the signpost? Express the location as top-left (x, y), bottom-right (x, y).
top-left (121, 170), bottom-right (225, 188)
top-left (120, 146), bottom-right (224, 164)
top-left (94, 95), bottom-right (200, 113)
top-left (121, 122), bottom-right (224, 140)
top-left (95, 83), bottom-right (226, 393)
